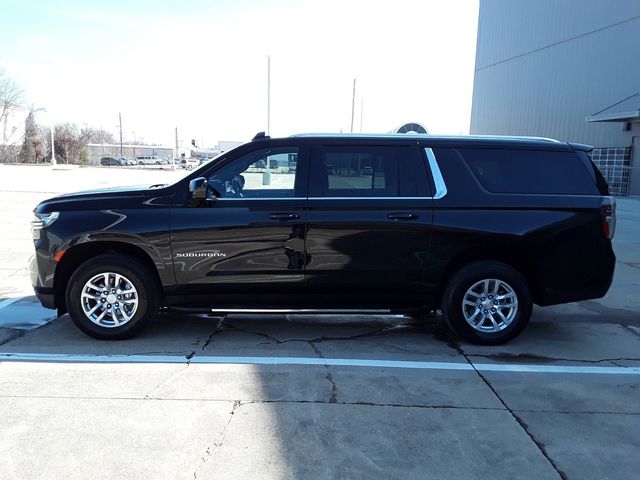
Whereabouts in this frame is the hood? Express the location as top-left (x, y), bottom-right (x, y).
top-left (34, 183), bottom-right (175, 213)
top-left (52, 184), bottom-right (164, 198)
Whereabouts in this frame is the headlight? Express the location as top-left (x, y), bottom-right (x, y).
top-left (31, 211), bottom-right (59, 240)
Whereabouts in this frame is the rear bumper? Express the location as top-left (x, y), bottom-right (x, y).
top-left (537, 268), bottom-right (615, 307)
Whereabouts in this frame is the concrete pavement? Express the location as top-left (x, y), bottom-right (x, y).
top-left (1, 310), bottom-right (640, 480)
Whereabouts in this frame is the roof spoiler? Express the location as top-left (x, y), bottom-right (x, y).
top-left (252, 131), bottom-right (270, 141)
top-left (569, 142), bottom-right (594, 152)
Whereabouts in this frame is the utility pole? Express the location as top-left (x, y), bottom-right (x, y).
top-left (174, 126), bottom-right (179, 170)
top-left (263, 55), bottom-right (271, 185)
top-left (118, 112), bottom-right (123, 156)
top-left (267, 55), bottom-right (271, 136)
top-left (350, 77), bottom-right (356, 133)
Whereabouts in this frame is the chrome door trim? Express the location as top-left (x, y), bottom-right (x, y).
top-left (424, 147), bottom-right (447, 200)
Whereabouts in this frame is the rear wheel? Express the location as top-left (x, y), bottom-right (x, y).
top-left (66, 254), bottom-right (160, 340)
top-left (441, 261), bottom-right (532, 345)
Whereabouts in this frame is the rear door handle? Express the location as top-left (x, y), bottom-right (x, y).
top-left (269, 212), bottom-right (300, 221)
top-left (387, 212), bottom-right (418, 221)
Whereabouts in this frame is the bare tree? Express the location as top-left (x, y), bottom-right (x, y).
top-left (79, 126), bottom-right (114, 145)
top-left (54, 123), bottom-right (82, 164)
top-left (0, 68), bottom-right (25, 162)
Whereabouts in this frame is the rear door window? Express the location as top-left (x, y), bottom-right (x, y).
top-left (459, 148), bottom-right (600, 195)
top-left (310, 145), bottom-right (430, 197)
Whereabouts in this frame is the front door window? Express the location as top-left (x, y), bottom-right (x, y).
top-left (208, 147), bottom-right (300, 199)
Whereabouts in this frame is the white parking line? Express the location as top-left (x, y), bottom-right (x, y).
top-left (0, 352), bottom-right (639, 375)
top-left (0, 296), bottom-right (25, 311)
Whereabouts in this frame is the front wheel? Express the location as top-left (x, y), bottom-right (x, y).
top-left (66, 254), bottom-right (160, 340)
top-left (441, 261), bottom-right (532, 345)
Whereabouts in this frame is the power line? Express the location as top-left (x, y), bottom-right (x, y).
top-left (476, 14), bottom-right (640, 72)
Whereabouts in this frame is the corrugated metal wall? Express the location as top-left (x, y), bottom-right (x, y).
top-left (470, 0), bottom-right (640, 147)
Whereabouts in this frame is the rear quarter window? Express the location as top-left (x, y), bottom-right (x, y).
top-left (458, 148), bottom-right (600, 195)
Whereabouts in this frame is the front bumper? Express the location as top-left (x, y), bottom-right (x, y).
top-left (34, 287), bottom-right (56, 309)
top-left (30, 254), bottom-right (57, 310)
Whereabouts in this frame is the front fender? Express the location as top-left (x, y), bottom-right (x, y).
top-left (34, 208), bottom-right (174, 289)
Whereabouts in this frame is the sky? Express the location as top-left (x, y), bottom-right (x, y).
top-left (1, 0), bottom-right (480, 148)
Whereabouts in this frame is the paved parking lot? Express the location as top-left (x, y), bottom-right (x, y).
top-left (0, 165), bottom-right (639, 479)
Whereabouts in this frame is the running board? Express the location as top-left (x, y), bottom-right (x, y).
top-left (167, 306), bottom-right (394, 314)
top-left (210, 308), bottom-right (393, 314)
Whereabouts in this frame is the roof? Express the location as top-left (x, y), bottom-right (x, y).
top-left (287, 133), bottom-right (566, 148)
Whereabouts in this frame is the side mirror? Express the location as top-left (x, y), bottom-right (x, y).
top-left (188, 177), bottom-right (215, 206)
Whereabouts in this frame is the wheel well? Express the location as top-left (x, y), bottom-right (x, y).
top-left (54, 241), bottom-right (162, 311)
top-left (437, 246), bottom-right (541, 307)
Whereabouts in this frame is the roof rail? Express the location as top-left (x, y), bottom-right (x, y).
top-left (252, 131), bottom-right (270, 141)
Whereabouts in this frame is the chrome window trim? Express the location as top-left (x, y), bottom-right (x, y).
top-left (211, 149), bottom-right (448, 201)
top-left (215, 196), bottom-right (437, 201)
top-left (424, 147), bottom-right (447, 200)
top-left (215, 197), bottom-right (305, 201)
top-left (215, 197), bottom-right (432, 201)
top-left (307, 197), bottom-right (431, 200)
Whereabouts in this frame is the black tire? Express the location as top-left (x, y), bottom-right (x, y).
top-left (65, 254), bottom-right (160, 340)
top-left (441, 261), bottom-right (532, 345)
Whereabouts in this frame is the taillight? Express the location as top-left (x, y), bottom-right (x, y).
top-left (600, 197), bottom-right (616, 240)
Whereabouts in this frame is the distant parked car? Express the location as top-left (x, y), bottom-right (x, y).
top-left (180, 158), bottom-right (199, 170)
top-left (136, 155), bottom-right (167, 165)
top-left (100, 156), bottom-right (128, 166)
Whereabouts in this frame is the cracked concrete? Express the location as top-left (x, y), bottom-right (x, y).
top-left (193, 400), bottom-right (241, 479)
top-left (462, 351), bottom-right (566, 479)
top-left (308, 341), bottom-right (338, 403)
top-left (200, 316), bottom-right (226, 350)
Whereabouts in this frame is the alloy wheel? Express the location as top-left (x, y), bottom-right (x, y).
top-left (462, 278), bottom-right (518, 333)
top-left (80, 272), bottom-right (139, 328)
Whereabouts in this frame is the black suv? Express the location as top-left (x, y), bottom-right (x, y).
top-left (30, 133), bottom-right (616, 344)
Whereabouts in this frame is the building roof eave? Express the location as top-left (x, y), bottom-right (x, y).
top-left (585, 110), bottom-right (640, 123)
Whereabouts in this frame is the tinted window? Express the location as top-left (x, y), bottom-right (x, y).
top-left (312, 145), bottom-right (426, 197)
top-left (459, 148), bottom-right (599, 195)
top-left (208, 147), bottom-right (300, 198)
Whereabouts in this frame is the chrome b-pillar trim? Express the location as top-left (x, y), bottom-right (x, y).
top-left (424, 147), bottom-right (447, 200)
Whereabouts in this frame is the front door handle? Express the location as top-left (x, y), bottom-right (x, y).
top-left (387, 212), bottom-right (418, 221)
top-left (269, 212), bottom-right (300, 221)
